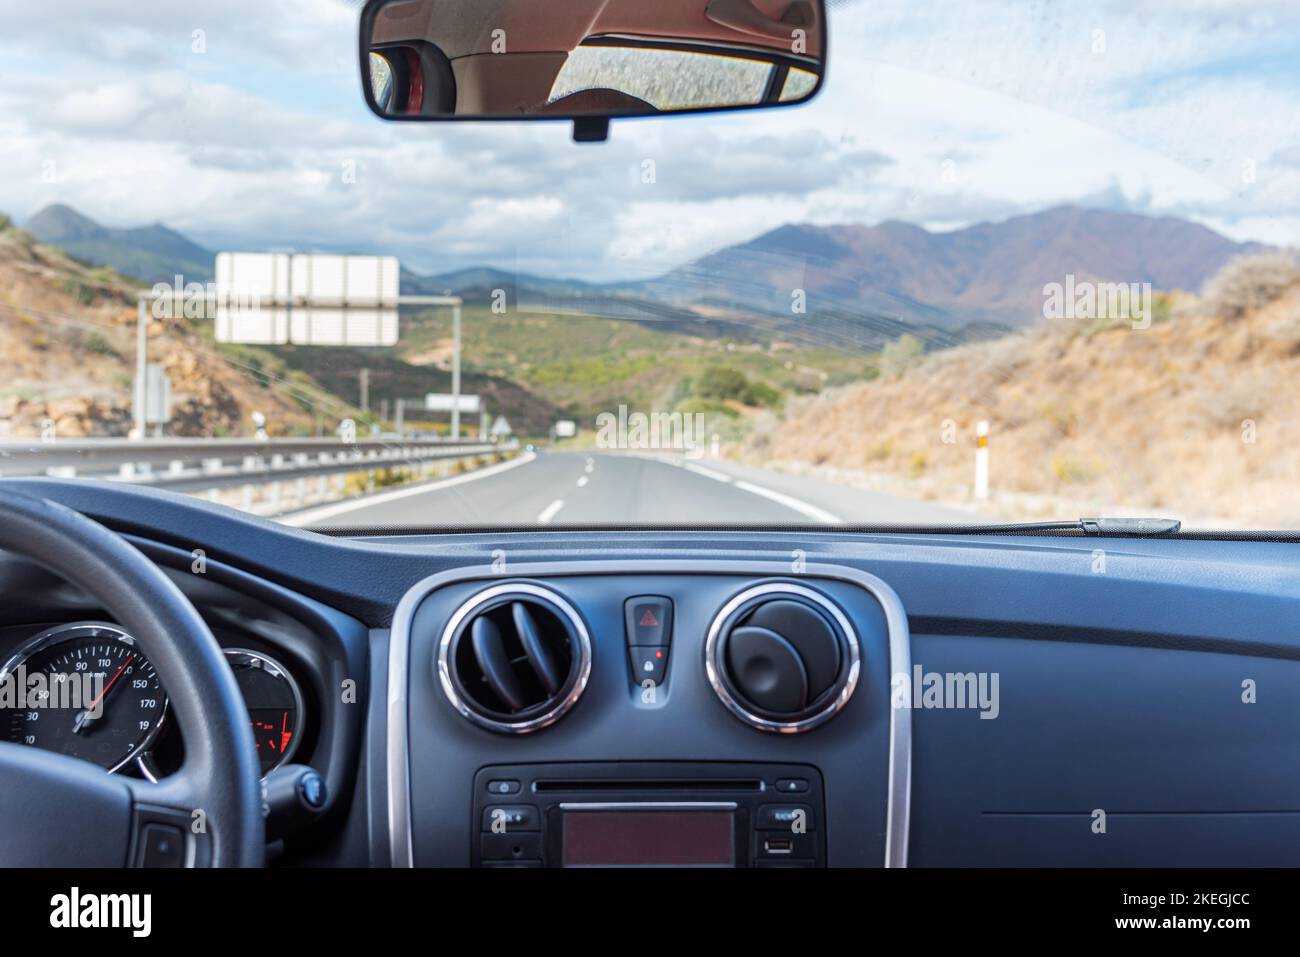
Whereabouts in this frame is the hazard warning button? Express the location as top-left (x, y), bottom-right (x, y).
top-left (624, 596), bottom-right (673, 647)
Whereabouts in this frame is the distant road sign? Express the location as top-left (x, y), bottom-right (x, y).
top-left (144, 364), bottom-right (172, 425)
top-left (215, 253), bottom-right (399, 346)
top-left (290, 254), bottom-right (398, 307)
top-left (491, 416), bottom-right (513, 437)
top-left (425, 393), bottom-right (481, 413)
top-left (289, 308), bottom-right (398, 346)
top-left (554, 419), bottom-right (577, 438)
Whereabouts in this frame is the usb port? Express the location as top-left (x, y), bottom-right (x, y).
top-left (763, 837), bottom-right (794, 855)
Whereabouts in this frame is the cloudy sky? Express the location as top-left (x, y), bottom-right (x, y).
top-left (1, 0), bottom-right (1298, 281)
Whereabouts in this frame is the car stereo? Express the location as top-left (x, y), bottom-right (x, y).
top-left (472, 762), bottom-right (825, 867)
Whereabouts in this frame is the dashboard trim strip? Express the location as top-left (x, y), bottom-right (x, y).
top-left (385, 560), bottom-right (912, 868)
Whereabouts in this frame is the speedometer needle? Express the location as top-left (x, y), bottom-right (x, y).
top-left (72, 654), bottom-right (133, 734)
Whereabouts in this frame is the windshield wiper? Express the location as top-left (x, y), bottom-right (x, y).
top-left (970, 517), bottom-right (1182, 536)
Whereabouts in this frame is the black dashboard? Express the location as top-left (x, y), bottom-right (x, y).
top-left (4, 477), bottom-right (1300, 868)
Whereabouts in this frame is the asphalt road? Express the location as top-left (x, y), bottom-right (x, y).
top-left (280, 451), bottom-right (979, 528)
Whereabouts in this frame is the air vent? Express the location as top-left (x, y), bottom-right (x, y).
top-left (705, 582), bottom-right (860, 733)
top-left (437, 583), bottom-right (592, 734)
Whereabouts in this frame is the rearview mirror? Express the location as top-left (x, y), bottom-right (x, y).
top-left (358, 0), bottom-right (827, 141)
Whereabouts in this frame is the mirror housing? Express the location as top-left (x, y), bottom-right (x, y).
top-left (358, 0), bottom-right (827, 142)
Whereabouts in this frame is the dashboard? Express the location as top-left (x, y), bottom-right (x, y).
top-left (3, 477), bottom-right (1300, 868)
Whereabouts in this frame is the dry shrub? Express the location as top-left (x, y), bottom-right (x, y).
top-left (1201, 250), bottom-right (1300, 320)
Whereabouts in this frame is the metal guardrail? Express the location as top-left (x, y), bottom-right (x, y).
top-left (0, 437), bottom-right (502, 493)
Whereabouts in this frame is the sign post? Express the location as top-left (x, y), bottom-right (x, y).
top-left (206, 251), bottom-right (464, 440)
top-left (133, 298), bottom-right (148, 439)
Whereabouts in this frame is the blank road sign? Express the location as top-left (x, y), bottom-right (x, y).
top-left (144, 364), bottom-right (172, 425)
top-left (215, 252), bottom-right (400, 346)
top-left (425, 393), bottom-right (481, 413)
top-left (290, 254), bottom-right (398, 307)
top-left (290, 308), bottom-right (398, 346)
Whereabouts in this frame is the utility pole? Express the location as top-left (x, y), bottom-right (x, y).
top-left (359, 368), bottom-right (370, 414)
top-left (451, 302), bottom-right (461, 439)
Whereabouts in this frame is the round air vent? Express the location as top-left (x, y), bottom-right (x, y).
top-left (705, 582), bottom-right (860, 733)
top-left (437, 583), bottom-right (592, 734)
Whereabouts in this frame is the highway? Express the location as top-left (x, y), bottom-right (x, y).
top-left (279, 450), bottom-right (979, 528)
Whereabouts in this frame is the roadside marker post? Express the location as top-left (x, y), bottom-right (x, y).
top-left (975, 420), bottom-right (990, 500)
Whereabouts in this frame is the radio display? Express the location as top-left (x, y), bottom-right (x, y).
top-left (561, 808), bottom-right (735, 867)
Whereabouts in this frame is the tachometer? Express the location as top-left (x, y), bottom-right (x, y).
top-left (1, 622), bottom-right (167, 772)
top-left (224, 649), bottom-right (304, 775)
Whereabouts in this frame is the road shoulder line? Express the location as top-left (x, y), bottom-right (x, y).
top-left (277, 451), bottom-right (536, 527)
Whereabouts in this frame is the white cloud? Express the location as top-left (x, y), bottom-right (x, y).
top-left (0, 0), bottom-right (1297, 280)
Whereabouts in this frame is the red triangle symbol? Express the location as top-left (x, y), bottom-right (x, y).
top-left (639, 609), bottom-right (659, 627)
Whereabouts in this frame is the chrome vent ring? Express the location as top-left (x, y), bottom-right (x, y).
top-left (705, 581), bottom-right (860, 733)
top-left (437, 582), bottom-right (592, 734)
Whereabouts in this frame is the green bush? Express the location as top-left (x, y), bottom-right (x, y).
top-left (674, 397), bottom-right (739, 418)
top-left (693, 365), bottom-right (781, 408)
top-left (695, 366), bottom-right (750, 401)
top-left (84, 332), bottom-right (114, 355)
top-left (880, 334), bottom-right (926, 377)
top-left (59, 278), bottom-right (95, 306)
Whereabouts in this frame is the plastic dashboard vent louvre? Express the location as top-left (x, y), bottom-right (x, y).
top-left (439, 585), bottom-right (592, 734)
top-left (706, 584), bottom-right (860, 733)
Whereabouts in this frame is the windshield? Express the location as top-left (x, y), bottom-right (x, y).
top-left (2, 0), bottom-right (1298, 530)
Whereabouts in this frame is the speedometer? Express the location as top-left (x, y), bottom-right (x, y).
top-left (0, 622), bottom-right (167, 772)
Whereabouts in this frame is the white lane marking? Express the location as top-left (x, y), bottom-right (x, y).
top-left (584, 457), bottom-right (594, 473)
top-left (277, 452), bottom-right (536, 526)
top-left (683, 463), bottom-right (732, 483)
top-left (680, 457), bottom-right (839, 523)
top-left (537, 499), bottom-right (565, 523)
top-left (733, 480), bottom-right (842, 524)
top-left (576, 475), bottom-right (589, 487)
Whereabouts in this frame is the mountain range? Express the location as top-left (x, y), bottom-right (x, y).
top-left (22, 203), bottom-right (1269, 344)
top-left (624, 206), bottom-right (1268, 329)
top-left (25, 204), bottom-right (216, 284)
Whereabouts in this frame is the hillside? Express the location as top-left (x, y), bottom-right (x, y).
top-left (25, 204), bottom-right (216, 285)
top-left (743, 252), bottom-right (1300, 528)
top-left (396, 305), bottom-right (868, 424)
top-left (272, 341), bottom-right (563, 436)
top-left (637, 206), bottom-right (1267, 333)
top-left (0, 218), bottom-right (355, 439)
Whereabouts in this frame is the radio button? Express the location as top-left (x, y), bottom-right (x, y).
top-left (756, 805), bottom-right (816, 831)
top-left (775, 777), bottom-right (810, 793)
top-left (486, 779), bottom-right (521, 795)
top-left (482, 805), bottom-right (540, 832)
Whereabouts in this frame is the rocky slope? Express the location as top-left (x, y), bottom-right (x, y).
top-left (0, 219), bottom-right (352, 439)
top-left (744, 252), bottom-right (1300, 527)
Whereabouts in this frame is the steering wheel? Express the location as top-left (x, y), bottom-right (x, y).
top-left (0, 489), bottom-right (263, 867)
